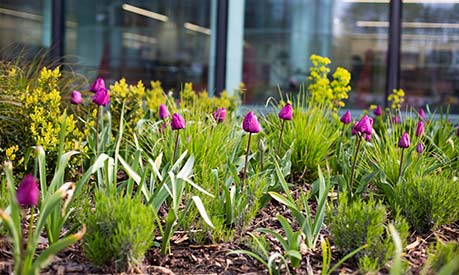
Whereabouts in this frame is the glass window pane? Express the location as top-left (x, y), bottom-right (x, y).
top-left (242, 0), bottom-right (388, 107)
top-left (0, 0), bottom-right (49, 57)
top-left (65, 0), bottom-right (212, 92)
top-left (401, 2), bottom-right (459, 111)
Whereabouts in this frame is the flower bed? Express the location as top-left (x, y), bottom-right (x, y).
top-left (0, 55), bottom-right (458, 274)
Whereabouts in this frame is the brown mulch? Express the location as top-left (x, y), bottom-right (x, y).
top-left (0, 193), bottom-right (458, 275)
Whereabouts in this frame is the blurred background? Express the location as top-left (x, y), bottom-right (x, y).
top-left (1, 0), bottom-right (459, 110)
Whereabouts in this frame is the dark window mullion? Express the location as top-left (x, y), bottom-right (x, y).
top-left (385, 0), bottom-right (402, 107)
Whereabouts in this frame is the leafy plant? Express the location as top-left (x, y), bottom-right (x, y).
top-left (0, 161), bottom-right (85, 275)
top-left (82, 192), bottom-right (155, 272)
top-left (269, 164), bottom-right (329, 249)
top-left (421, 241), bottom-right (459, 275)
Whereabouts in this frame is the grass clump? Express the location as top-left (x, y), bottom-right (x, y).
top-left (82, 192), bottom-right (155, 272)
top-left (394, 175), bottom-right (459, 234)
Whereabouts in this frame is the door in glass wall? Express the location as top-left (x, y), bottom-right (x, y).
top-left (401, 1), bottom-right (459, 112)
top-left (0, 0), bottom-right (50, 58)
top-left (65, 0), bottom-right (212, 92)
top-left (242, 0), bottom-right (388, 107)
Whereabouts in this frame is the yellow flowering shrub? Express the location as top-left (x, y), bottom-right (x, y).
top-left (387, 88), bottom-right (405, 111)
top-left (145, 81), bottom-right (168, 115)
top-left (178, 82), bottom-right (237, 115)
top-left (308, 55), bottom-right (351, 111)
top-left (21, 67), bottom-right (86, 155)
top-left (110, 78), bottom-right (145, 134)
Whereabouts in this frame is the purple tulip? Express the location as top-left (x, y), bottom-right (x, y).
top-left (340, 110), bottom-right (352, 125)
top-left (456, 127), bottom-right (459, 137)
top-left (392, 116), bottom-right (401, 124)
top-left (243, 112), bottom-right (261, 133)
top-left (16, 174), bottom-right (39, 207)
top-left (89, 77), bottom-right (105, 93)
top-left (171, 113), bottom-right (186, 130)
top-left (398, 132), bottom-right (410, 148)
top-left (351, 122), bottom-right (358, 136)
top-left (415, 121), bottom-right (424, 137)
top-left (92, 88), bottom-right (110, 106)
top-left (364, 132), bottom-right (372, 141)
top-left (213, 107), bottom-right (227, 123)
top-left (373, 105), bottom-right (382, 116)
top-left (416, 143), bottom-right (424, 154)
top-left (278, 103), bottom-right (293, 121)
top-left (159, 104), bottom-right (170, 120)
top-left (418, 108), bottom-right (425, 120)
top-left (356, 115), bottom-right (373, 135)
top-left (70, 90), bottom-right (83, 105)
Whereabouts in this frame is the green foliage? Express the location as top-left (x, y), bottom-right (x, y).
top-left (283, 104), bottom-right (339, 178)
top-left (394, 175), bottom-right (459, 233)
top-left (424, 242), bottom-right (459, 274)
top-left (328, 196), bottom-right (409, 273)
top-left (0, 161), bottom-right (85, 275)
top-left (82, 192), bottom-right (155, 272)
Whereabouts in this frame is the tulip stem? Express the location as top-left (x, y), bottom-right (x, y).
top-left (22, 206), bottom-right (35, 273)
top-left (399, 148), bottom-right (405, 182)
top-left (95, 106), bottom-right (101, 156)
top-left (350, 136), bottom-right (362, 194)
top-left (172, 130), bottom-right (180, 163)
top-left (277, 120), bottom-right (286, 155)
top-left (243, 133), bottom-right (252, 184)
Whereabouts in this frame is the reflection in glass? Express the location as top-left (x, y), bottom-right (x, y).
top-left (242, 0), bottom-right (388, 107)
top-left (401, 2), bottom-right (459, 112)
top-left (0, 0), bottom-right (48, 57)
top-left (65, 0), bottom-right (211, 92)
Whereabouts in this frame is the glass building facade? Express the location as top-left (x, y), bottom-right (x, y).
top-left (1, 0), bottom-right (459, 110)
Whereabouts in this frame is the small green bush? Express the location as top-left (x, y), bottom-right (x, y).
top-left (82, 192), bottom-right (155, 272)
top-left (425, 242), bottom-right (459, 274)
top-left (394, 175), bottom-right (459, 233)
top-left (329, 196), bottom-right (409, 273)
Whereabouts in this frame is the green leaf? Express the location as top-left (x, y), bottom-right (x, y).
top-left (191, 196), bottom-right (214, 229)
top-left (268, 192), bottom-right (296, 210)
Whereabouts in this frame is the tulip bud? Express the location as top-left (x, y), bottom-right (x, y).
top-left (278, 103), bottom-right (293, 121)
top-left (418, 108), bottom-right (425, 120)
top-left (70, 90), bottom-right (83, 105)
top-left (16, 174), bottom-right (40, 207)
top-left (415, 121), bottom-right (424, 137)
top-left (373, 105), bottom-right (382, 116)
top-left (392, 116), bottom-right (400, 124)
top-left (356, 115), bottom-right (373, 135)
top-left (340, 110), bottom-right (351, 125)
top-left (89, 77), bottom-right (105, 93)
top-left (213, 107), bottom-right (227, 123)
top-left (416, 143), bottom-right (424, 154)
top-left (92, 88), bottom-right (110, 106)
top-left (243, 112), bottom-right (261, 133)
top-left (351, 122), bottom-right (358, 136)
top-left (171, 113), bottom-right (186, 130)
top-left (456, 127), bottom-right (459, 137)
top-left (398, 132), bottom-right (410, 148)
top-left (159, 104), bottom-right (170, 120)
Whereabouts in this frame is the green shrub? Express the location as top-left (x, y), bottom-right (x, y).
top-left (82, 192), bottom-right (155, 272)
top-left (394, 175), bottom-right (459, 233)
top-left (329, 196), bottom-right (409, 273)
top-left (424, 242), bottom-right (459, 274)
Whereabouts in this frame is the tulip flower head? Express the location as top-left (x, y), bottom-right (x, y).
top-left (456, 127), bottom-right (459, 137)
top-left (364, 132), bottom-right (372, 142)
top-left (415, 121), bottom-right (425, 137)
top-left (351, 122), bottom-right (358, 136)
top-left (92, 88), bottom-right (110, 106)
top-left (243, 112), bottom-right (261, 133)
top-left (213, 107), bottom-right (227, 123)
top-left (340, 110), bottom-right (352, 125)
top-left (418, 108), bottom-right (425, 120)
top-left (416, 143), bottom-right (424, 154)
top-left (16, 174), bottom-right (39, 207)
top-left (373, 105), bottom-right (382, 116)
top-left (171, 113), bottom-right (186, 130)
top-left (70, 90), bottom-right (83, 105)
top-left (398, 132), bottom-right (410, 148)
top-left (392, 116), bottom-right (401, 124)
top-left (356, 115), bottom-right (373, 135)
top-left (159, 104), bottom-right (170, 120)
top-left (278, 103), bottom-right (293, 121)
top-left (89, 77), bottom-right (105, 93)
